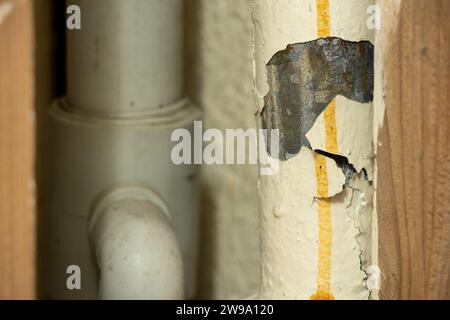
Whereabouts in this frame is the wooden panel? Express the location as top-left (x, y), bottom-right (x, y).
top-left (0, 0), bottom-right (35, 299)
top-left (378, 0), bottom-right (450, 299)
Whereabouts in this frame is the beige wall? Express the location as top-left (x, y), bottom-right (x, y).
top-left (186, 0), bottom-right (260, 299)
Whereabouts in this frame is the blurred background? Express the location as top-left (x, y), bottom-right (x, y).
top-left (1, 0), bottom-right (260, 299)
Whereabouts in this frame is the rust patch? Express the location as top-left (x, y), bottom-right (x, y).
top-left (262, 37), bottom-right (374, 160)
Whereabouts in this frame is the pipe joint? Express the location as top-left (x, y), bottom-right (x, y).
top-left (89, 185), bottom-right (184, 299)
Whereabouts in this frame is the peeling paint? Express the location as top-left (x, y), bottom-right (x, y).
top-left (326, 185), bottom-right (371, 299)
top-left (347, 172), bottom-right (374, 271)
top-left (307, 170), bottom-right (373, 299)
top-left (0, 1), bottom-right (13, 26)
top-left (315, 149), bottom-right (356, 186)
top-left (262, 37), bottom-right (374, 160)
top-left (254, 0), bottom-right (377, 300)
top-left (307, 95), bottom-right (374, 178)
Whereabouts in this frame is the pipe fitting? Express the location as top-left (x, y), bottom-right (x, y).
top-left (89, 186), bottom-right (184, 299)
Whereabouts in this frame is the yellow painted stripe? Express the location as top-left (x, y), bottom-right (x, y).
top-left (316, 198), bottom-right (333, 298)
top-left (311, 153), bottom-right (335, 300)
top-left (315, 153), bottom-right (329, 198)
top-left (311, 0), bottom-right (337, 301)
top-left (324, 99), bottom-right (338, 154)
top-left (316, 0), bottom-right (331, 38)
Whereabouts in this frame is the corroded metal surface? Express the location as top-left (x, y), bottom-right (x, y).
top-left (262, 37), bottom-right (374, 160)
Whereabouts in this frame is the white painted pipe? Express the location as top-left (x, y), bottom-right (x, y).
top-left (46, 98), bottom-right (200, 299)
top-left (67, 0), bottom-right (183, 117)
top-left (44, 0), bottom-right (200, 299)
top-left (89, 186), bottom-right (184, 299)
top-left (252, 0), bottom-right (376, 300)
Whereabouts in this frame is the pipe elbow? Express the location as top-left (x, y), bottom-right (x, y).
top-left (89, 186), bottom-right (184, 299)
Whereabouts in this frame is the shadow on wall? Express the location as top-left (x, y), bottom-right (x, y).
top-left (34, 0), bottom-right (66, 298)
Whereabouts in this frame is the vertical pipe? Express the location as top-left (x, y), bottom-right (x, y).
top-left (67, 0), bottom-right (183, 117)
top-left (252, 0), bottom-right (376, 299)
top-left (46, 0), bottom-right (200, 299)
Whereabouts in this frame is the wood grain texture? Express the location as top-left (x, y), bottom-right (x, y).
top-left (378, 0), bottom-right (450, 299)
top-left (0, 0), bottom-right (35, 299)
